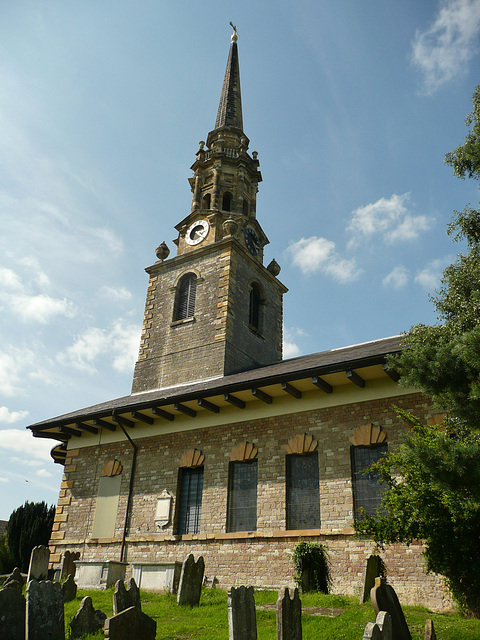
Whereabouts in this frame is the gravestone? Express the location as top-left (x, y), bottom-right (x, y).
top-left (371, 577), bottom-right (412, 640)
top-left (228, 585), bottom-right (257, 640)
top-left (363, 611), bottom-right (393, 640)
top-left (26, 579), bottom-right (64, 640)
top-left (113, 577), bottom-right (141, 615)
top-left (104, 605), bottom-right (156, 640)
top-left (0, 585), bottom-right (26, 640)
top-left (62, 573), bottom-right (77, 602)
top-left (276, 587), bottom-right (302, 640)
top-left (360, 555), bottom-right (385, 603)
top-left (61, 550), bottom-right (80, 578)
top-left (177, 554), bottom-right (205, 606)
top-left (69, 596), bottom-right (106, 639)
top-left (424, 619), bottom-right (437, 640)
top-left (27, 545), bottom-right (50, 582)
top-left (4, 566), bottom-right (26, 591)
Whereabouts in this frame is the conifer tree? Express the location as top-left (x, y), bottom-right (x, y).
top-left (7, 501), bottom-right (55, 572)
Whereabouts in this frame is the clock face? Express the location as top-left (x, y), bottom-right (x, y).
top-left (186, 219), bottom-right (209, 246)
top-left (244, 227), bottom-right (261, 255)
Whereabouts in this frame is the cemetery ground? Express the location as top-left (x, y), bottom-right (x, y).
top-left (61, 586), bottom-right (480, 640)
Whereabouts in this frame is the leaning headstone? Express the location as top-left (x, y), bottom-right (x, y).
top-left (61, 550), bottom-right (80, 578)
top-left (69, 596), bottom-right (106, 639)
top-left (363, 611), bottom-right (393, 640)
top-left (0, 585), bottom-right (26, 640)
top-left (228, 586), bottom-right (257, 640)
top-left (113, 577), bottom-right (141, 615)
top-left (177, 554), bottom-right (205, 606)
top-left (371, 577), bottom-right (412, 640)
top-left (4, 566), bottom-right (26, 590)
top-left (424, 619), bottom-right (437, 640)
top-left (27, 544), bottom-right (50, 582)
top-left (360, 555), bottom-right (385, 603)
top-left (62, 573), bottom-right (77, 602)
top-left (276, 587), bottom-right (302, 640)
top-left (104, 605), bottom-right (156, 640)
top-left (26, 579), bottom-right (64, 640)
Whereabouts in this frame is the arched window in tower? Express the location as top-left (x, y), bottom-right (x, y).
top-left (174, 273), bottom-right (197, 321)
top-left (249, 282), bottom-right (262, 331)
top-left (242, 199), bottom-right (249, 215)
top-left (222, 192), bottom-right (232, 211)
top-left (202, 193), bottom-right (211, 209)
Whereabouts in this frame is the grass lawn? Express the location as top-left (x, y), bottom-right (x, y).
top-left (64, 587), bottom-right (480, 640)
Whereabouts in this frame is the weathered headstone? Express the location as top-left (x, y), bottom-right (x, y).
top-left (363, 611), bottom-right (393, 640)
top-left (104, 605), bottom-right (156, 640)
top-left (4, 566), bottom-right (26, 591)
top-left (424, 619), bottom-right (437, 640)
top-left (27, 544), bottom-right (50, 582)
top-left (360, 555), bottom-right (385, 603)
top-left (69, 596), bottom-right (106, 639)
top-left (113, 577), bottom-right (141, 614)
top-left (228, 585), bottom-right (257, 640)
top-left (0, 585), bottom-right (26, 640)
top-left (61, 550), bottom-right (80, 578)
top-left (26, 579), bottom-right (64, 640)
top-left (62, 573), bottom-right (78, 602)
top-left (276, 587), bottom-right (302, 640)
top-left (177, 554), bottom-right (205, 606)
top-left (371, 577), bottom-right (412, 640)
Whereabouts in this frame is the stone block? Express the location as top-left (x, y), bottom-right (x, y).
top-left (69, 596), bottom-right (106, 639)
top-left (27, 545), bottom-right (50, 582)
top-left (26, 580), bottom-right (64, 640)
top-left (371, 577), bottom-right (411, 640)
top-left (228, 585), bottom-right (257, 640)
top-left (0, 585), bottom-right (25, 640)
top-left (62, 574), bottom-right (77, 602)
top-left (113, 577), bottom-right (141, 615)
top-left (177, 554), bottom-right (205, 606)
top-left (104, 605), bottom-right (156, 640)
top-left (363, 611), bottom-right (393, 640)
top-left (276, 587), bottom-right (301, 640)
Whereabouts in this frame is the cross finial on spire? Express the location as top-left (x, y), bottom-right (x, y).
top-left (230, 21), bottom-right (238, 41)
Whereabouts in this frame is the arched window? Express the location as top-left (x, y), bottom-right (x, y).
top-left (175, 273), bottom-right (197, 321)
top-left (242, 199), bottom-right (249, 215)
top-left (222, 192), bottom-right (232, 211)
top-left (202, 193), bottom-right (211, 209)
top-left (249, 283), bottom-right (262, 330)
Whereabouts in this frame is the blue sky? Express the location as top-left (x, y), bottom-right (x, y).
top-left (1, 1), bottom-right (479, 519)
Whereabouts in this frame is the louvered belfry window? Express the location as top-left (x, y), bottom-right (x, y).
top-left (177, 467), bottom-right (203, 535)
top-left (249, 284), bottom-right (261, 330)
top-left (286, 452), bottom-right (321, 530)
top-left (175, 273), bottom-right (197, 321)
top-left (351, 444), bottom-right (388, 520)
top-left (227, 460), bottom-right (258, 532)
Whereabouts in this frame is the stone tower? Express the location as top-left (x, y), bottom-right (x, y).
top-left (131, 29), bottom-right (287, 393)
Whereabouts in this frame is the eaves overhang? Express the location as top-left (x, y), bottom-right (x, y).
top-left (29, 335), bottom-right (403, 462)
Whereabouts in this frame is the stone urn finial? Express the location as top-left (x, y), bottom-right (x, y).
top-left (155, 241), bottom-right (170, 261)
top-left (267, 258), bottom-right (281, 276)
top-left (223, 218), bottom-right (238, 237)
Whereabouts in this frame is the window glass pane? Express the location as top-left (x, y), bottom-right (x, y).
top-left (286, 453), bottom-right (320, 530)
top-left (177, 467), bottom-right (203, 534)
top-left (351, 444), bottom-right (388, 519)
top-left (227, 461), bottom-right (257, 532)
top-left (249, 285), bottom-right (261, 329)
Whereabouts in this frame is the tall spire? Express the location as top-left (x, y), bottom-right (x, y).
top-left (214, 25), bottom-right (243, 132)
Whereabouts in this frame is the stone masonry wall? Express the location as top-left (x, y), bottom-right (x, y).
top-left (49, 391), bottom-right (451, 611)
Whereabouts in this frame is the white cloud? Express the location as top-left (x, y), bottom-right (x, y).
top-left (348, 193), bottom-right (432, 246)
top-left (58, 320), bottom-right (140, 374)
top-left (100, 286), bottom-right (133, 302)
top-left (7, 292), bottom-right (76, 323)
top-left (283, 340), bottom-right (301, 359)
top-left (0, 428), bottom-right (54, 463)
top-left (0, 477), bottom-right (8, 484)
top-left (287, 236), bottom-right (360, 282)
top-left (0, 406), bottom-right (29, 424)
top-left (383, 266), bottom-right (410, 289)
top-left (412, 0), bottom-right (480, 94)
top-left (414, 257), bottom-right (451, 290)
top-left (36, 468), bottom-right (53, 478)
top-left (0, 349), bottom-right (27, 396)
top-left (283, 326), bottom-right (307, 359)
top-left (0, 266), bottom-right (23, 290)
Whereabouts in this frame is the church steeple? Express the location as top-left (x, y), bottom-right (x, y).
top-left (131, 28), bottom-right (287, 394)
top-left (214, 26), bottom-right (243, 132)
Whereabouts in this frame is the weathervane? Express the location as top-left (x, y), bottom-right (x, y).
top-left (230, 21), bottom-right (238, 41)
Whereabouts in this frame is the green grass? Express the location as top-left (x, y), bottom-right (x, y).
top-left (64, 587), bottom-right (480, 640)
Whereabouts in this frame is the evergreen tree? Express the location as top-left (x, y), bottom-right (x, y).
top-left (6, 501), bottom-right (55, 572)
top-left (355, 86), bottom-right (480, 616)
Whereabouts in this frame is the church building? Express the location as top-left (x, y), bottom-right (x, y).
top-left (28, 29), bottom-right (448, 610)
